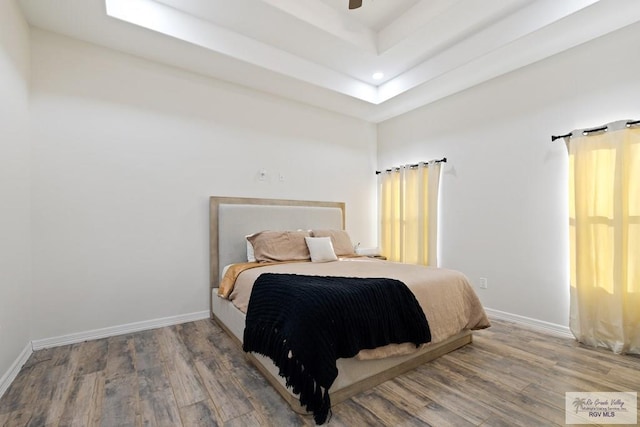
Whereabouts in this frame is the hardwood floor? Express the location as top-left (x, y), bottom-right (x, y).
top-left (1, 318), bottom-right (639, 426)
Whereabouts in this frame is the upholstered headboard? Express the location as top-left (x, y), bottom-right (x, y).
top-left (209, 197), bottom-right (345, 289)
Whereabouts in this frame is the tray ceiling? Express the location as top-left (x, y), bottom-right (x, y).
top-left (19, 0), bottom-right (640, 122)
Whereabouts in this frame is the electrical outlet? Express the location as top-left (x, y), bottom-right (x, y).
top-left (479, 277), bottom-right (488, 289)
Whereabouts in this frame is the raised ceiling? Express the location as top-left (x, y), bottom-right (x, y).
top-left (18, 0), bottom-right (640, 122)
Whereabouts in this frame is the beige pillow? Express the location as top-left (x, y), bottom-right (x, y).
top-left (247, 230), bottom-right (311, 262)
top-left (311, 229), bottom-right (355, 256)
top-left (305, 237), bottom-right (338, 263)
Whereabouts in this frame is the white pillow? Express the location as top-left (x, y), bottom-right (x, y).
top-left (246, 235), bottom-right (256, 262)
top-left (305, 237), bottom-right (337, 263)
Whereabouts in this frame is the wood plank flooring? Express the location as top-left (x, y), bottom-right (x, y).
top-left (1, 318), bottom-right (639, 426)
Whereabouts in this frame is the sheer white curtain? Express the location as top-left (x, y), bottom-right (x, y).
top-left (379, 161), bottom-right (441, 265)
top-left (568, 122), bottom-right (640, 354)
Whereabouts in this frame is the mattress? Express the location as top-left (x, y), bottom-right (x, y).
top-left (227, 257), bottom-right (490, 345)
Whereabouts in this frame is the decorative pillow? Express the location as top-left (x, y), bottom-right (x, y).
top-left (311, 229), bottom-right (355, 256)
top-left (247, 230), bottom-right (311, 262)
top-left (305, 237), bottom-right (338, 263)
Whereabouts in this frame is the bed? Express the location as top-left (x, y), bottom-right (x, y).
top-left (209, 196), bottom-right (490, 423)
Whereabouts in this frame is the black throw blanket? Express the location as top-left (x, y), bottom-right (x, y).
top-left (243, 273), bottom-right (431, 424)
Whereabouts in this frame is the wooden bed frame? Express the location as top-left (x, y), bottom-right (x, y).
top-left (213, 307), bottom-right (470, 413)
top-left (209, 196), bottom-right (472, 413)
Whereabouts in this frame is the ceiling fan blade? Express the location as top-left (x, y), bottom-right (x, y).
top-left (349, 0), bottom-right (362, 9)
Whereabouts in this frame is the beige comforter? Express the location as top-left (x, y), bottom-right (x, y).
top-left (225, 258), bottom-right (490, 358)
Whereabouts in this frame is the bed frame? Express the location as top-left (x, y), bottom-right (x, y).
top-left (209, 196), bottom-right (472, 413)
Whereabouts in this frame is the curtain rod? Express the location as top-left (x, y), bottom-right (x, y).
top-left (375, 157), bottom-right (447, 175)
top-left (551, 119), bottom-right (639, 141)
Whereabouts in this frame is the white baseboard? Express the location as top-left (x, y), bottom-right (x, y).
top-left (0, 342), bottom-right (32, 399)
top-left (31, 310), bottom-right (210, 350)
top-left (485, 307), bottom-right (573, 339)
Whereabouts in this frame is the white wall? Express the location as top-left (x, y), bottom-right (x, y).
top-left (0, 0), bottom-right (32, 382)
top-left (378, 22), bottom-right (640, 327)
top-left (29, 30), bottom-right (377, 340)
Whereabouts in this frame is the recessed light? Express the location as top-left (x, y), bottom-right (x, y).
top-left (372, 72), bottom-right (384, 80)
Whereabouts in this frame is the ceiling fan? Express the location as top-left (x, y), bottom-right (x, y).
top-left (349, 0), bottom-right (362, 9)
